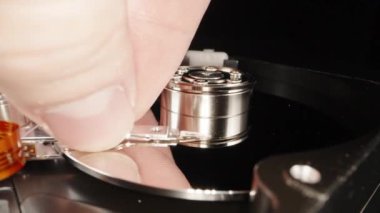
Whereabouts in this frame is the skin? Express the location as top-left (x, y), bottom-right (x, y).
top-left (78, 110), bottom-right (190, 189)
top-left (123, 110), bottom-right (191, 189)
top-left (0, 0), bottom-right (210, 151)
top-left (0, 0), bottom-right (210, 189)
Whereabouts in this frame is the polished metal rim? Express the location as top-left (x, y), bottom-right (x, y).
top-left (63, 149), bottom-right (253, 202)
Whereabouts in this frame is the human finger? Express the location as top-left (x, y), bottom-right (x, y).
top-left (0, 0), bottom-right (136, 151)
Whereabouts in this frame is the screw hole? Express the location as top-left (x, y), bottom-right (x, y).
top-left (289, 164), bottom-right (321, 184)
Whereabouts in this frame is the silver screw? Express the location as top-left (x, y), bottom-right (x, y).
top-left (176, 67), bottom-right (188, 75)
top-left (173, 74), bottom-right (182, 82)
top-left (194, 79), bottom-right (208, 85)
top-left (205, 66), bottom-right (218, 72)
top-left (229, 71), bottom-right (242, 81)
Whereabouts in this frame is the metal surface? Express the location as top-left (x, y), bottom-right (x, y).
top-left (15, 123), bottom-right (256, 201)
top-left (239, 59), bottom-right (380, 213)
top-left (21, 195), bottom-right (113, 213)
top-left (62, 148), bottom-right (253, 201)
top-left (18, 125), bottom-right (253, 201)
top-left (251, 130), bottom-right (380, 213)
top-left (115, 125), bottom-right (210, 148)
top-left (0, 180), bottom-right (20, 213)
top-left (2, 59), bottom-right (380, 212)
top-left (20, 124), bottom-right (210, 153)
top-left (11, 160), bottom-right (251, 213)
top-left (160, 66), bottom-right (254, 148)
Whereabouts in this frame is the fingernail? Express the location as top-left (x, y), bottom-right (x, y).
top-left (41, 85), bottom-right (134, 152)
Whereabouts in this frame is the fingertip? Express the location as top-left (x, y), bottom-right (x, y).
top-left (41, 85), bottom-right (134, 152)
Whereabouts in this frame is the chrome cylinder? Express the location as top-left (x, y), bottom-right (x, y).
top-left (160, 66), bottom-right (254, 148)
top-left (0, 94), bottom-right (30, 127)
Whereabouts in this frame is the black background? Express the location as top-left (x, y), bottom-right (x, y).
top-left (190, 0), bottom-right (380, 81)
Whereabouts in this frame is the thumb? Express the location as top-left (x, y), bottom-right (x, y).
top-left (0, 0), bottom-right (136, 152)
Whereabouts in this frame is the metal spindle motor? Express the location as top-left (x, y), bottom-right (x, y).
top-left (160, 66), bottom-right (254, 148)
